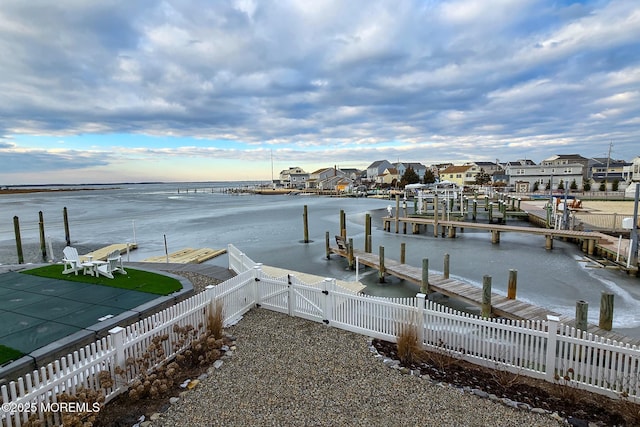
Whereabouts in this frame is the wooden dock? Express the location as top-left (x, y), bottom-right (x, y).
top-left (383, 216), bottom-right (606, 253)
top-left (81, 243), bottom-right (138, 261)
top-left (142, 248), bottom-right (227, 264)
top-left (329, 245), bottom-right (640, 345)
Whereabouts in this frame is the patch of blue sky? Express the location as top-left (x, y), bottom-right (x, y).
top-left (15, 134), bottom-right (248, 151)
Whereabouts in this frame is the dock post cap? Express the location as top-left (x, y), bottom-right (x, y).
top-left (546, 315), bottom-right (560, 322)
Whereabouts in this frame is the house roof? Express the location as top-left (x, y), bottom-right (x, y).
top-left (440, 165), bottom-right (472, 174)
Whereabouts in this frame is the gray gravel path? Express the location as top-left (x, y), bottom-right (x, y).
top-left (157, 309), bottom-right (562, 427)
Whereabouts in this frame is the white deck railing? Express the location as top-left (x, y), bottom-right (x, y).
top-left (2, 244), bottom-right (640, 426)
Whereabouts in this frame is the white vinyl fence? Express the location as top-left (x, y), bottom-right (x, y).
top-left (3, 244), bottom-right (640, 426)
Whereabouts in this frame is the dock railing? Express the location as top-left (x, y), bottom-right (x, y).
top-left (3, 244), bottom-right (640, 426)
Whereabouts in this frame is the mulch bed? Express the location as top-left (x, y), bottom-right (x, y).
top-left (373, 339), bottom-right (640, 426)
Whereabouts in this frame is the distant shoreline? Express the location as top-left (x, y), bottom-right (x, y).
top-left (0, 188), bottom-right (115, 195)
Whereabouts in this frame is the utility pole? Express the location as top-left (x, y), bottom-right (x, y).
top-left (604, 141), bottom-right (612, 194)
top-left (631, 183), bottom-right (639, 268)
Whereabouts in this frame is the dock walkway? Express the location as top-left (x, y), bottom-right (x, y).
top-left (329, 245), bottom-right (640, 346)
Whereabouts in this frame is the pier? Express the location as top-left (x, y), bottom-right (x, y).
top-left (329, 243), bottom-right (640, 346)
top-left (382, 216), bottom-right (606, 253)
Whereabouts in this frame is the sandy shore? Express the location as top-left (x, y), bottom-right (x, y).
top-left (579, 200), bottom-right (637, 214)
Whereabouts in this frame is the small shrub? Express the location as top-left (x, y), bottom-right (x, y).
top-left (397, 320), bottom-right (422, 366)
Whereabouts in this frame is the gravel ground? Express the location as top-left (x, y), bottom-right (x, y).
top-left (156, 309), bottom-right (563, 427)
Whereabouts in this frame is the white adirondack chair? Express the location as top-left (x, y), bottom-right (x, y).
top-left (96, 250), bottom-right (127, 279)
top-left (62, 246), bottom-right (92, 275)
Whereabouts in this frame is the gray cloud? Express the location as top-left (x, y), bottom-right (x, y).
top-left (0, 0), bottom-right (638, 175)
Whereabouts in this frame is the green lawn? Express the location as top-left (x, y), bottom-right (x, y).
top-left (22, 265), bottom-right (183, 295)
top-left (0, 345), bottom-right (23, 366)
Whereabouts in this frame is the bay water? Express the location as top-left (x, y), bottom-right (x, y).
top-left (2, 182), bottom-right (640, 338)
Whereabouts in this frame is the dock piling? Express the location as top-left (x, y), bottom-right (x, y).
top-left (63, 207), bottom-right (71, 246)
top-left (576, 300), bottom-right (588, 332)
top-left (400, 243), bottom-right (406, 264)
top-left (443, 253), bottom-right (450, 279)
top-left (379, 246), bottom-right (385, 283)
top-left (507, 269), bottom-right (517, 299)
top-left (13, 216), bottom-right (24, 264)
top-left (481, 275), bottom-right (492, 318)
top-left (38, 211), bottom-right (47, 260)
top-left (599, 292), bottom-right (614, 331)
top-left (421, 258), bottom-right (429, 294)
top-left (325, 232), bottom-right (330, 259)
top-left (303, 205), bottom-right (309, 243)
top-left (365, 214), bottom-right (371, 253)
top-left (348, 238), bottom-right (354, 269)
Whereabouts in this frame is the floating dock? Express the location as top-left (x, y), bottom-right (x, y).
top-left (81, 243), bottom-right (138, 261)
top-left (142, 248), bottom-right (227, 264)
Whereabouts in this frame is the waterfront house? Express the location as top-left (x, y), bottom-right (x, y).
top-left (365, 160), bottom-right (393, 182)
top-left (504, 161), bottom-right (584, 192)
top-left (376, 167), bottom-right (400, 186)
top-left (394, 162), bottom-right (427, 182)
top-left (277, 167), bottom-right (309, 189)
top-left (439, 165), bottom-right (473, 187)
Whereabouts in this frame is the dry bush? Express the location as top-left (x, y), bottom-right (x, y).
top-left (423, 338), bottom-right (463, 371)
top-left (207, 299), bottom-right (224, 340)
top-left (396, 312), bottom-right (425, 366)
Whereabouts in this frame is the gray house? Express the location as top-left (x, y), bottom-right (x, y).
top-left (366, 160), bottom-right (393, 182)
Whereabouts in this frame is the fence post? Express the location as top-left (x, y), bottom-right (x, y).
top-left (253, 264), bottom-right (263, 307)
top-left (416, 293), bottom-right (426, 347)
top-left (109, 326), bottom-right (126, 380)
top-left (322, 278), bottom-right (334, 325)
top-left (545, 315), bottom-right (560, 382)
top-left (287, 274), bottom-right (295, 317)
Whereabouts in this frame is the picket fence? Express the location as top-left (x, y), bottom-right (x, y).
top-left (3, 245), bottom-right (640, 426)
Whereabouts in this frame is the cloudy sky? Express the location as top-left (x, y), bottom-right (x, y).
top-left (0, 0), bottom-right (639, 184)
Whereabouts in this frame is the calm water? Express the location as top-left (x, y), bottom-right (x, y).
top-left (2, 182), bottom-right (640, 337)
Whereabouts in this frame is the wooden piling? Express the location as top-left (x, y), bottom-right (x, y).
top-left (365, 214), bottom-right (371, 253)
top-left (599, 292), bottom-right (614, 331)
top-left (348, 238), bottom-right (354, 269)
top-left (443, 253), bottom-right (450, 279)
top-left (491, 229), bottom-right (500, 244)
top-left (433, 195), bottom-right (439, 237)
top-left (395, 195), bottom-right (400, 234)
top-left (379, 246), bottom-right (385, 283)
top-left (421, 258), bottom-right (429, 294)
top-left (325, 232), bottom-right (330, 259)
top-left (63, 207), bottom-right (71, 246)
top-left (472, 200), bottom-right (477, 220)
top-left (400, 242), bottom-right (406, 264)
top-left (507, 269), bottom-right (517, 300)
top-left (13, 216), bottom-right (24, 264)
top-left (481, 275), bottom-right (492, 318)
top-left (576, 300), bottom-right (588, 332)
top-left (303, 205), bottom-right (309, 243)
top-left (339, 210), bottom-right (346, 238)
top-left (38, 211), bottom-right (47, 259)
top-left (545, 235), bottom-right (553, 250)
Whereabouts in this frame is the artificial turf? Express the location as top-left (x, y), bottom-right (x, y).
top-left (0, 344), bottom-right (23, 365)
top-left (21, 265), bottom-right (182, 296)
